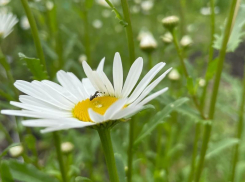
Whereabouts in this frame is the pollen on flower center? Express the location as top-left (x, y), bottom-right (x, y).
top-left (73, 96), bottom-right (118, 122)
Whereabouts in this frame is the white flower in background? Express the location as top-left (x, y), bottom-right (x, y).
top-left (96, 0), bottom-right (119, 7)
top-left (180, 35), bottom-right (193, 48)
top-left (131, 5), bottom-right (140, 14)
top-left (92, 19), bottom-right (103, 29)
top-left (78, 54), bottom-right (87, 64)
top-left (102, 9), bottom-right (111, 18)
top-left (140, 32), bottom-right (157, 52)
top-left (168, 69), bottom-right (180, 80)
top-left (141, 0), bottom-right (153, 12)
top-left (0, 12), bottom-right (18, 39)
top-left (199, 79), bottom-right (206, 87)
top-left (0, 0), bottom-right (10, 6)
top-left (61, 142), bottom-right (74, 154)
top-left (46, 1), bottom-right (54, 10)
top-left (137, 29), bottom-right (149, 41)
top-left (20, 16), bottom-right (30, 30)
top-left (1, 52), bottom-right (171, 133)
top-left (9, 145), bottom-right (24, 158)
top-left (200, 6), bottom-right (220, 16)
top-left (161, 32), bottom-right (173, 44)
top-left (134, 0), bottom-right (141, 4)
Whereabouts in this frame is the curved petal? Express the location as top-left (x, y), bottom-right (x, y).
top-left (88, 109), bottom-right (104, 123)
top-left (104, 98), bottom-right (127, 120)
top-left (113, 52), bottom-right (123, 97)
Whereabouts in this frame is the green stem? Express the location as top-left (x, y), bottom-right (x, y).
top-left (171, 30), bottom-right (206, 119)
top-left (200, 0), bottom-right (215, 110)
top-left (120, 0), bottom-right (136, 181)
top-left (53, 132), bottom-right (67, 182)
top-left (148, 53), bottom-right (152, 69)
top-left (120, 0), bottom-right (136, 65)
top-left (229, 63), bottom-right (245, 182)
top-left (195, 1), bottom-right (239, 181)
top-left (0, 48), bottom-right (18, 98)
top-left (187, 122), bottom-right (201, 182)
top-left (20, 0), bottom-right (46, 70)
top-left (0, 122), bottom-right (13, 144)
top-left (97, 128), bottom-right (119, 182)
top-left (84, 10), bottom-right (92, 65)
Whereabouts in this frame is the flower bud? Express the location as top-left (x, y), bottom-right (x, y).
top-left (162, 16), bottom-right (179, 31)
top-left (79, 54), bottom-right (87, 64)
top-left (180, 35), bottom-right (193, 48)
top-left (140, 33), bottom-right (157, 53)
top-left (9, 145), bottom-right (24, 158)
top-left (168, 69), bottom-right (180, 80)
top-left (161, 32), bottom-right (173, 44)
top-left (199, 79), bottom-right (206, 87)
top-left (61, 142), bottom-right (74, 154)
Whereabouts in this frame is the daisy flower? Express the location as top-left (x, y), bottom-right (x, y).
top-left (0, 12), bottom-right (18, 39)
top-left (1, 52), bottom-right (171, 133)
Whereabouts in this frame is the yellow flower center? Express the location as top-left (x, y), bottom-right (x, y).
top-left (73, 96), bottom-right (118, 122)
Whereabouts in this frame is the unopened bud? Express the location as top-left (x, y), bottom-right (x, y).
top-left (161, 32), bottom-right (173, 44)
top-left (168, 69), bottom-right (180, 80)
top-left (61, 142), bottom-right (74, 154)
top-left (9, 145), bottom-right (24, 158)
top-left (199, 79), bottom-right (206, 87)
top-left (162, 16), bottom-right (179, 31)
top-left (180, 35), bottom-right (193, 48)
top-left (140, 33), bottom-right (157, 53)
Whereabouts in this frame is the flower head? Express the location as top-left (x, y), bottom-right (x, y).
top-left (180, 35), bottom-right (193, 48)
top-left (0, 12), bottom-right (18, 40)
top-left (140, 32), bottom-right (157, 53)
top-left (161, 32), bottom-right (173, 44)
top-left (9, 145), bottom-right (24, 158)
top-left (0, 0), bottom-right (10, 6)
top-left (1, 53), bottom-right (171, 133)
top-left (162, 16), bottom-right (179, 31)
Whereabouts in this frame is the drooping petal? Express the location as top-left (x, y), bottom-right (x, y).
top-left (104, 98), bottom-right (127, 120)
top-left (88, 109), bottom-right (104, 123)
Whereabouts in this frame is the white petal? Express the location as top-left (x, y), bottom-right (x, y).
top-left (83, 78), bottom-right (96, 96)
top-left (97, 71), bottom-right (115, 96)
top-left (97, 57), bottom-right (105, 72)
top-left (121, 57), bottom-right (143, 98)
top-left (104, 98), bottom-right (127, 120)
top-left (111, 106), bottom-right (143, 120)
top-left (130, 68), bottom-right (172, 106)
top-left (22, 118), bottom-right (85, 127)
top-left (113, 52), bottom-right (123, 97)
top-left (88, 109), bottom-right (104, 123)
top-left (138, 88), bottom-right (168, 106)
top-left (127, 62), bottom-right (166, 104)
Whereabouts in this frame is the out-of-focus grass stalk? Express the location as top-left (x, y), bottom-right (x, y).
top-left (97, 128), bottom-right (120, 182)
top-left (119, 0), bottom-right (136, 181)
top-left (84, 10), bottom-right (92, 65)
top-left (53, 132), bottom-right (68, 182)
top-left (229, 63), bottom-right (245, 181)
top-left (187, 122), bottom-right (201, 182)
top-left (179, 0), bottom-right (186, 35)
top-left (0, 122), bottom-right (13, 144)
top-left (194, 1), bottom-right (240, 181)
top-left (170, 30), bottom-right (206, 119)
top-left (0, 48), bottom-right (18, 98)
top-left (148, 53), bottom-right (152, 69)
top-left (20, 0), bottom-right (46, 70)
top-left (200, 0), bottom-right (215, 111)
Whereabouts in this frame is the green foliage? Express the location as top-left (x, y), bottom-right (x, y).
top-left (19, 53), bottom-right (48, 80)
top-left (75, 176), bottom-right (93, 182)
top-left (1, 159), bottom-right (59, 182)
top-left (0, 143), bottom-right (20, 159)
top-left (134, 97), bottom-right (189, 146)
top-left (115, 153), bottom-right (126, 182)
top-left (213, 5), bottom-right (245, 52)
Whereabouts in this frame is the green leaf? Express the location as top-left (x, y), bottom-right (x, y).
top-left (19, 53), bottom-right (48, 81)
top-left (206, 138), bottom-right (239, 159)
top-left (75, 176), bottom-right (93, 182)
top-left (206, 58), bottom-right (219, 81)
top-left (4, 159), bottom-right (59, 182)
top-left (0, 143), bottom-right (20, 159)
top-left (134, 98), bottom-right (189, 146)
top-left (187, 77), bottom-right (195, 95)
top-left (115, 153), bottom-right (126, 182)
top-left (213, 5), bottom-right (245, 52)
top-left (0, 161), bottom-right (14, 181)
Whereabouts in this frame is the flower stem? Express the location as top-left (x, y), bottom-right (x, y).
top-left (187, 122), bottom-right (201, 182)
top-left (20, 0), bottom-right (46, 70)
top-left (148, 53), bottom-right (153, 69)
top-left (97, 128), bottom-right (119, 182)
top-left (229, 63), bottom-right (245, 182)
top-left (120, 0), bottom-right (136, 181)
top-left (194, 1), bottom-right (240, 181)
top-left (53, 132), bottom-right (67, 182)
top-left (170, 30), bottom-right (206, 119)
top-left (200, 0), bottom-right (215, 110)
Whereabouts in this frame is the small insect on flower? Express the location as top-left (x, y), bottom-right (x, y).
top-left (90, 91), bottom-right (100, 101)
